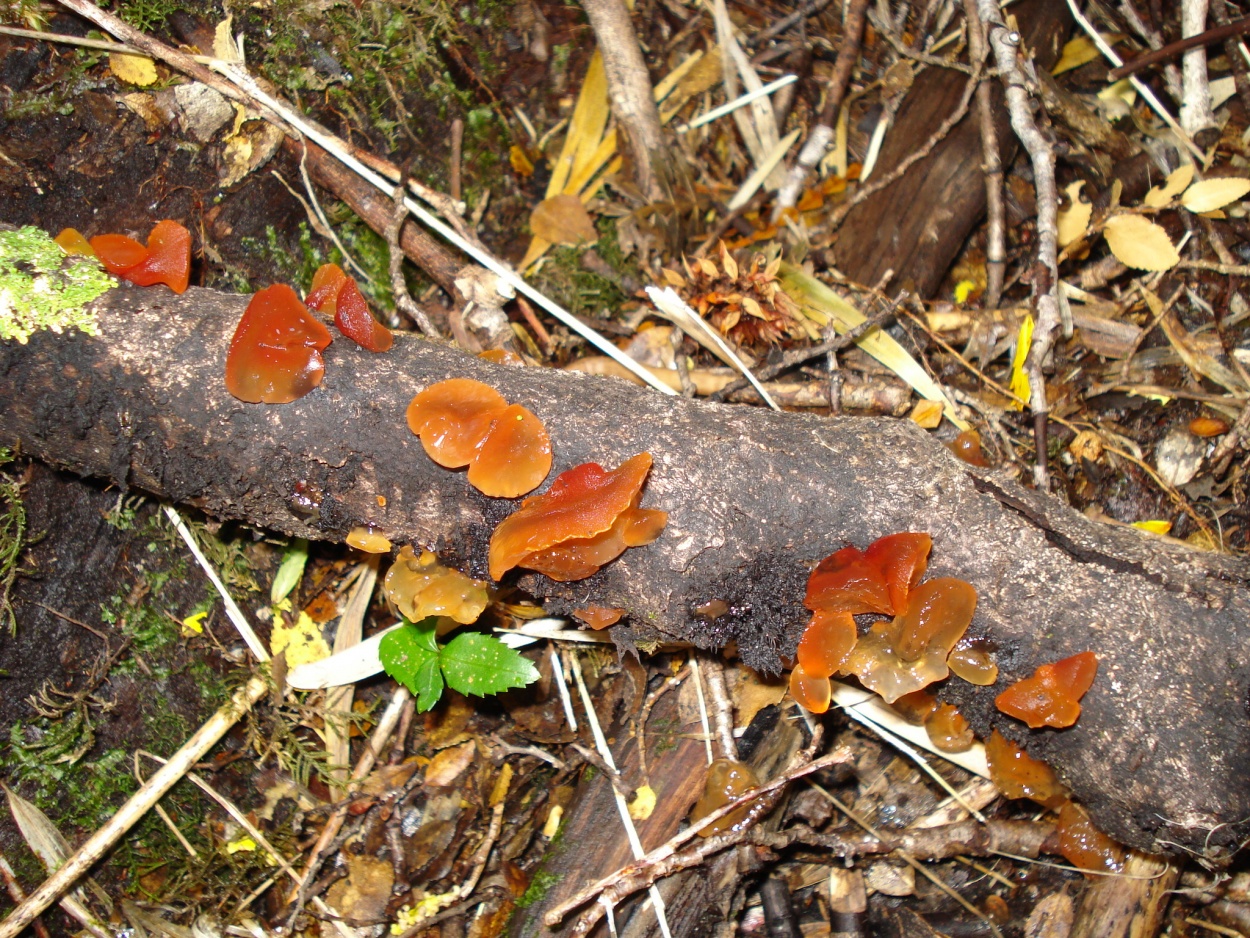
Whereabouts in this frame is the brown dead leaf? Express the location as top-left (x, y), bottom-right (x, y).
top-left (325, 855), bottom-right (393, 922)
top-left (732, 668), bottom-right (787, 729)
top-left (425, 740), bottom-right (476, 787)
top-left (1103, 215), bottom-right (1178, 271)
top-left (529, 194), bottom-right (598, 245)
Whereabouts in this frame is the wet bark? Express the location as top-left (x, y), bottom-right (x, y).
top-left (2, 284), bottom-right (1249, 859)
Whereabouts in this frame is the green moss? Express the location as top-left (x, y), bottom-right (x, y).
top-left (515, 868), bottom-right (563, 909)
top-left (531, 220), bottom-right (636, 318)
top-left (0, 226), bottom-right (114, 344)
top-left (0, 451), bottom-right (33, 635)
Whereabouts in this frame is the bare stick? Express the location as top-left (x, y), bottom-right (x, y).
top-left (962, 0), bottom-right (1005, 309)
top-left (0, 675), bottom-right (269, 938)
top-left (1108, 13), bottom-right (1250, 80)
top-left (387, 169), bottom-right (441, 338)
top-left (698, 654), bottom-right (738, 761)
top-left (1180, 0), bottom-right (1217, 134)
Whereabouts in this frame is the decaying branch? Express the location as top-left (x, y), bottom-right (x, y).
top-left (3, 287), bottom-right (1250, 861)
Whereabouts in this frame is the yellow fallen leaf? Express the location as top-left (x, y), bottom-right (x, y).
top-left (509, 145), bottom-right (534, 177)
top-left (529, 193), bottom-right (598, 245)
top-left (1057, 180), bottom-right (1092, 247)
top-left (910, 400), bottom-right (944, 429)
top-left (181, 611), bottom-right (206, 637)
top-left (1052, 33), bottom-right (1122, 75)
top-left (226, 835), bottom-right (257, 854)
top-left (1103, 214), bottom-right (1179, 271)
top-left (1180, 177), bottom-right (1250, 213)
top-left (1143, 163), bottom-right (1193, 208)
top-left (1132, 520), bottom-right (1172, 535)
top-left (953, 279), bottom-right (978, 304)
top-left (270, 610), bottom-right (330, 668)
top-left (1008, 314), bottom-right (1034, 411)
top-left (109, 52), bottom-right (157, 86)
top-left (628, 784), bottom-right (656, 821)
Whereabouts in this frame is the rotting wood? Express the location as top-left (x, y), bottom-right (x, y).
top-left (2, 286), bottom-right (1250, 860)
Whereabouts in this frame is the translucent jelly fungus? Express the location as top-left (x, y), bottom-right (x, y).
top-left (996, 651), bottom-right (1099, 729)
top-left (382, 546), bottom-right (489, 625)
top-left (947, 429), bottom-right (990, 467)
top-left (488, 453), bottom-right (667, 582)
top-left (304, 263), bottom-right (393, 353)
top-left (54, 228), bottom-right (95, 257)
top-left (805, 532), bottom-right (931, 617)
top-left (925, 703), bottom-right (974, 753)
top-left (346, 526), bottom-right (392, 553)
top-left (1189, 416), bottom-right (1229, 438)
top-left (1055, 801), bottom-right (1125, 875)
top-left (572, 606), bottom-right (625, 629)
top-left (842, 577), bottom-right (977, 703)
top-left (947, 638), bottom-right (999, 685)
top-left (796, 610), bottom-right (857, 679)
top-left (892, 689), bottom-right (938, 724)
top-left (406, 378), bottom-right (551, 498)
top-left (90, 220), bottom-right (191, 293)
top-left (788, 662), bottom-right (832, 713)
top-left (985, 730), bottom-right (1068, 808)
top-left (225, 284), bottom-right (333, 404)
top-left (690, 759), bottom-right (760, 836)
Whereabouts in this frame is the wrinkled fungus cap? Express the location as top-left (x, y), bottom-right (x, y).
top-left (996, 651), bottom-right (1099, 729)
top-left (91, 220), bottom-right (191, 294)
top-left (985, 730), bottom-right (1068, 808)
top-left (224, 284), bottom-right (333, 404)
top-left (805, 532), bottom-right (931, 617)
top-left (306, 264), bottom-right (392, 352)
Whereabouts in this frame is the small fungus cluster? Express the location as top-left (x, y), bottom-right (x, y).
top-left (306, 263), bottom-right (393, 353)
top-left (382, 546), bottom-right (489, 625)
top-left (689, 759), bottom-right (761, 837)
top-left (406, 378), bottom-right (551, 498)
top-left (56, 220), bottom-right (192, 294)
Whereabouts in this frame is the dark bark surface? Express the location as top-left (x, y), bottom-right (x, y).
top-left (2, 284), bottom-right (1249, 859)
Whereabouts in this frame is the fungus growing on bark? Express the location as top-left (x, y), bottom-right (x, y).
top-left (487, 453), bottom-right (667, 581)
top-left (1054, 800), bottom-right (1125, 874)
top-left (224, 284), bottom-right (332, 404)
top-left (382, 546), bottom-right (489, 625)
top-left (947, 429), bottom-right (990, 466)
top-left (304, 263), bottom-right (393, 353)
top-left (996, 651), bottom-right (1099, 729)
top-left (405, 378), bottom-right (552, 498)
top-left (90, 220), bottom-right (191, 294)
top-left (985, 730), bottom-right (1068, 808)
top-left (572, 606), bottom-right (625, 629)
top-left (892, 689), bottom-right (938, 724)
top-left (788, 663), bottom-right (832, 713)
top-left (690, 759), bottom-right (760, 836)
top-left (54, 228), bottom-right (95, 257)
top-left (346, 526), bottom-right (392, 553)
top-left (788, 609), bottom-right (857, 713)
top-left (805, 532), bottom-right (931, 617)
top-left (925, 702), bottom-right (974, 752)
top-left (947, 638), bottom-right (999, 685)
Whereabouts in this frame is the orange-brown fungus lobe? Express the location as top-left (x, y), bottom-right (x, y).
top-left (406, 379), bottom-right (551, 498)
top-left (796, 610), bottom-right (856, 678)
top-left (985, 730), bottom-right (1068, 808)
top-left (382, 546), bottom-right (489, 625)
top-left (346, 526), bottom-right (392, 553)
top-left (805, 532), bottom-right (931, 617)
top-left (1189, 416), bottom-right (1229, 438)
top-left (925, 702), bottom-right (974, 753)
top-left (947, 638), bottom-right (999, 685)
top-left (54, 228), bottom-right (95, 257)
top-left (478, 348), bottom-right (525, 366)
top-left (487, 453), bottom-right (666, 581)
top-left (843, 577), bottom-right (976, 704)
top-left (1055, 801), bottom-right (1125, 875)
top-left (788, 663), bottom-right (831, 713)
top-left (572, 606), bottom-right (625, 629)
top-left (225, 284), bottom-right (332, 404)
top-left (947, 429), bottom-right (990, 467)
top-left (892, 689), bottom-right (938, 724)
top-left (691, 759), bottom-right (760, 836)
top-left (305, 263), bottom-right (392, 352)
top-left (91, 220), bottom-right (191, 294)
top-left (996, 651), bottom-right (1098, 729)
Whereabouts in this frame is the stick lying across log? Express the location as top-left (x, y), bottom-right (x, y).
top-left (3, 284), bottom-right (1249, 859)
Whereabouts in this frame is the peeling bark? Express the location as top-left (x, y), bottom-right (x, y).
top-left (2, 285), bottom-right (1249, 859)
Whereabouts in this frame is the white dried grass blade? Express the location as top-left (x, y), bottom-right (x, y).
top-left (497, 619), bottom-right (616, 646)
top-left (286, 622), bottom-right (401, 689)
top-left (213, 64), bottom-right (677, 398)
top-left (550, 646), bottom-right (578, 730)
top-left (728, 128), bottom-right (801, 212)
top-left (645, 286), bottom-right (780, 410)
top-left (677, 74), bottom-right (796, 132)
top-left (859, 110), bottom-right (890, 182)
top-left (830, 682), bottom-right (990, 779)
top-left (709, 0), bottom-right (780, 179)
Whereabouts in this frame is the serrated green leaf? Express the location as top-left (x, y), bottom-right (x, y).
top-left (270, 538), bottom-right (309, 604)
top-left (380, 618), bottom-right (445, 711)
top-left (439, 633), bottom-right (540, 699)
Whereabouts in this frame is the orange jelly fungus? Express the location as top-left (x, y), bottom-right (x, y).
top-left (995, 651), bottom-right (1099, 729)
top-left (926, 702), bottom-right (974, 753)
top-left (691, 759), bottom-right (760, 836)
top-left (796, 610), bottom-right (857, 679)
top-left (788, 662), bottom-right (832, 713)
top-left (487, 453), bottom-right (667, 582)
top-left (947, 638), bottom-right (999, 685)
top-left (572, 606), bottom-right (625, 629)
top-left (345, 526), bottom-right (392, 553)
top-left (843, 577), bottom-right (977, 704)
top-left (805, 532), bottom-right (931, 617)
top-left (947, 429), bottom-right (990, 467)
top-left (225, 284), bottom-right (333, 404)
top-left (985, 730), bottom-right (1068, 808)
top-left (478, 348), bottom-right (526, 366)
top-left (406, 379), bottom-right (552, 499)
top-left (90, 220), bottom-right (191, 294)
top-left (1189, 416), bottom-right (1229, 438)
top-left (305, 263), bottom-right (392, 353)
top-left (1055, 801), bottom-right (1125, 875)
top-left (54, 228), bottom-right (96, 257)
top-left (892, 689), bottom-right (938, 724)
top-left (382, 546), bottom-right (489, 625)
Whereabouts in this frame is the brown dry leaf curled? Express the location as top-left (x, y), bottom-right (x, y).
top-left (1103, 215), bottom-right (1179, 271)
top-left (1180, 177), bottom-right (1250, 213)
top-left (529, 194), bottom-right (598, 245)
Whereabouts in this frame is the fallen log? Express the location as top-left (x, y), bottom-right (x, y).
top-left (2, 283), bottom-right (1249, 860)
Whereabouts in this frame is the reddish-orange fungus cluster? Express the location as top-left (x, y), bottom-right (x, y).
top-left (947, 429), bottom-right (990, 467)
top-left (984, 730), bottom-right (1068, 809)
top-left (572, 606), bottom-right (625, 629)
top-left (892, 691), bottom-right (975, 753)
top-left (406, 378), bottom-right (552, 498)
top-left (1054, 800), bottom-right (1125, 875)
top-left (789, 533), bottom-right (980, 711)
top-left (305, 263), bottom-right (393, 353)
top-left (224, 285), bottom-right (333, 404)
top-left (488, 453), bottom-right (667, 582)
top-left (995, 651), bottom-right (1099, 729)
top-left (57, 221), bottom-right (192, 294)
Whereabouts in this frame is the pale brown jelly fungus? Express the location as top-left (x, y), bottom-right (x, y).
top-left (488, 453), bottom-right (667, 582)
top-left (690, 759), bottom-right (760, 837)
top-left (995, 651), bottom-right (1099, 729)
top-left (346, 526), bottom-right (392, 554)
top-left (572, 606), bottom-right (625, 629)
top-left (382, 546), bottom-right (489, 625)
top-left (305, 263), bottom-right (393, 353)
top-left (947, 638), bottom-right (999, 685)
top-left (805, 532), bottom-right (931, 617)
top-left (225, 284), bottom-right (333, 404)
top-left (90, 220), bottom-right (192, 294)
top-left (788, 662), bottom-right (832, 713)
top-left (925, 702), bottom-right (974, 753)
top-left (947, 429), bottom-right (990, 467)
top-left (54, 228), bottom-right (96, 257)
top-left (405, 379), bottom-right (552, 498)
top-left (842, 577), bottom-right (977, 704)
top-left (1055, 800), bottom-right (1125, 875)
top-left (985, 730), bottom-right (1068, 809)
